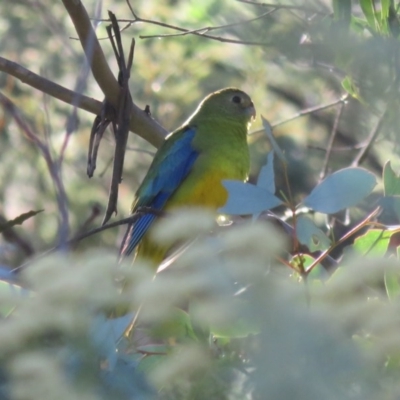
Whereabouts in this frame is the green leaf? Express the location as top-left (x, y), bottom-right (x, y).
top-left (380, 0), bottom-right (391, 32)
top-left (352, 229), bottom-right (394, 257)
top-left (0, 279), bottom-right (28, 316)
top-left (383, 161), bottom-right (400, 196)
top-left (151, 308), bottom-right (197, 341)
top-left (291, 254), bottom-right (326, 279)
top-left (384, 268), bottom-right (400, 301)
top-left (210, 298), bottom-right (260, 339)
top-left (341, 76), bottom-right (360, 99)
top-left (360, 0), bottom-right (378, 31)
top-left (302, 167), bottom-right (377, 214)
top-left (350, 16), bottom-right (370, 32)
top-left (332, 0), bottom-right (352, 28)
top-left (0, 209), bottom-right (44, 233)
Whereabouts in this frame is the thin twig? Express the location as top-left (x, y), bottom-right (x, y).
top-left (250, 94), bottom-right (349, 135)
top-left (0, 92), bottom-right (70, 247)
top-left (122, 1), bottom-right (273, 45)
top-left (305, 207), bottom-right (381, 274)
top-left (70, 203), bottom-right (102, 248)
top-left (308, 143), bottom-right (367, 152)
top-left (137, 11), bottom-right (275, 40)
top-left (319, 100), bottom-right (346, 180)
top-left (140, 31), bottom-right (269, 46)
top-left (236, 0), bottom-right (329, 15)
top-left (351, 106), bottom-right (389, 166)
top-left (11, 207), bottom-right (165, 274)
top-left (272, 94), bottom-right (349, 128)
top-left (0, 214), bottom-right (35, 257)
top-left (68, 207), bottom-right (164, 245)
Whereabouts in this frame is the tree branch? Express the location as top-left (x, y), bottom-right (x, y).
top-left (62, 0), bottom-right (119, 104)
top-left (63, 0), bottom-right (168, 147)
top-left (0, 56), bottom-right (167, 147)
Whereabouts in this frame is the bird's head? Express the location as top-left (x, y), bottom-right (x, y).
top-left (192, 88), bottom-right (256, 128)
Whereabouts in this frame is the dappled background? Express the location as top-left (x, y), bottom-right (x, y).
top-left (0, 0), bottom-right (383, 263)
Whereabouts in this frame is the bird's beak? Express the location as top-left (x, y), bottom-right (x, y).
top-left (248, 102), bottom-right (256, 121)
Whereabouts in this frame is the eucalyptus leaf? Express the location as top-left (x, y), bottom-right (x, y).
top-left (296, 215), bottom-right (331, 252)
top-left (91, 314), bottom-right (135, 369)
top-left (302, 167), bottom-right (377, 214)
top-left (379, 196), bottom-right (400, 221)
top-left (351, 229), bottom-right (394, 257)
top-left (257, 151), bottom-right (275, 193)
top-left (383, 161), bottom-right (400, 196)
top-left (261, 116), bottom-right (286, 164)
top-left (220, 181), bottom-right (282, 215)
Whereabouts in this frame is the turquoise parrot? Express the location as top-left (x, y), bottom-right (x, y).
top-left (120, 88), bottom-right (256, 265)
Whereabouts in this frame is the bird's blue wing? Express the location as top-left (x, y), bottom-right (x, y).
top-left (120, 127), bottom-right (198, 257)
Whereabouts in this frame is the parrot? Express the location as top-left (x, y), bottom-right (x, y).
top-left (119, 87), bottom-right (256, 266)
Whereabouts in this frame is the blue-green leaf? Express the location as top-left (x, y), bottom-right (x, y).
top-left (261, 116), bottom-right (287, 164)
top-left (220, 181), bottom-right (282, 215)
top-left (91, 314), bottom-right (134, 369)
top-left (380, 196), bottom-right (400, 221)
top-left (383, 160), bottom-right (400, 196)
top-left (296, 215), bottom-right (331, 252)
top-left (257, 151), bottom-right (275, 193)
top-left (302, 167), bottom-right (377, 214)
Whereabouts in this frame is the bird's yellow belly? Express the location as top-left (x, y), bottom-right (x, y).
top-left (137, 159), bottom-right (248, 264)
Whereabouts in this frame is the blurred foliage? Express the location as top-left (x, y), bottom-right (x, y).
top-left (2, 0), bottom-right (400, 399)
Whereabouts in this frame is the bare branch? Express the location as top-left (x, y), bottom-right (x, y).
top-left (0, 58), bottom-right (166, 148)
top-left (101, 13), bottom-right (135, 225)
top-left (0, 57), bottom-right (99, 113)
top-left (60, 0), bottom-right (167, 147)
top-left (61, 0), bottom-right (119, 104)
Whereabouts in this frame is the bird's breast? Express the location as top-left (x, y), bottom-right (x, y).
top-left (165, 150), bottom-right (249, 210)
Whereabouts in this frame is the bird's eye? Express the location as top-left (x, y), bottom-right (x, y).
top-left (232, 95), bottom-right (242, 104)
